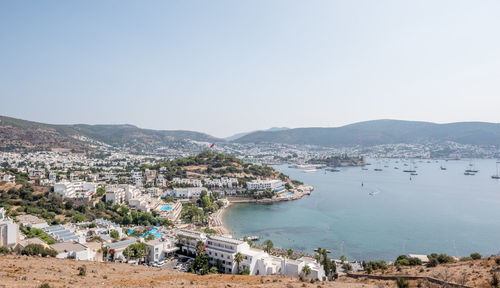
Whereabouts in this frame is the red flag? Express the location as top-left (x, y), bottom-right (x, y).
top-left (210, 143), bottom-right (214, 148)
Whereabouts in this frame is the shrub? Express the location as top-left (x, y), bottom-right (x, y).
top-left (396, 278), bottom-right (409, 288)
top-left (77, 265), bottom-right (87, 276)
top-left (427, 258), bottom-right (439, 267)
top-left (341, 263), bottom-right (352, 271)
top-left (496, 258), bottom-right (500, 265)
top-left (38, 284), bottom-right (51, 288)
top-left (21, 244), bottom-right (57, 257)
top-left (240, 269), bottom-right (250, 275)
top-left (0, 246), bottom-right (11, 255)
top-left (470, 252), bottom-right (482, 260)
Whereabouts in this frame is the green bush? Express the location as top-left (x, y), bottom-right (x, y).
top-left (470, 252), bottom-right (482, 260)
top-left (21, 244), bottom-right (57, 257)
top-left (0, 246), bottom-right (11, 255)
top-left (397, 278), bottom-right (409, 288)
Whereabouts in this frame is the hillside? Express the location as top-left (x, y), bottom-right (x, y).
top-left (0, 254), bottom-right (374, 288)
top-left (225, 127), bottom-right (290, 141)
top-left (234, 120), bottom-right (500, 147)
top-left (0, 115), bottom-right (221, 152)
top-left (1, 254), bottom-right (499, 287)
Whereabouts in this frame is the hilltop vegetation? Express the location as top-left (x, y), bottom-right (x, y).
top-left (142, 151), bottom-right (284, 181)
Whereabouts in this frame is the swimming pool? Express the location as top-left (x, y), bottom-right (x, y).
top-left (160, 205), bottom-right (172, 211)
top-left (285, 193), bottom-right (294, 197)
top-left (127, 227), bottom-right (162, 238)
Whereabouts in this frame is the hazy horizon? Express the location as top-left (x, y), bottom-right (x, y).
top-left (2, 0), bottom-right (500, 137)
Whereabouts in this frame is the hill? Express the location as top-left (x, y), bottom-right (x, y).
top-left (0, 115), bottom-right (222, 152)
top-left (225, 127), bottom-right (289, 141)
top-left (234, 120), bottom-right (500, 147)
top-left (1, 254), bottom-right (499, 287)
top-left (0, 254), bottom-right (374, 288)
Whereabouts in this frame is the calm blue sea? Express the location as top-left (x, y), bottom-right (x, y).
top-left (223, 159), bottom-right (500, 261)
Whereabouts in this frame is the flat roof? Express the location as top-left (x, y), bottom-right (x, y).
top-left (106, 239), bottom-right (136, 249)
top-left (50, 242), bottom-right (88, 253)
top-left (207, 235), bottom-right (244, 245)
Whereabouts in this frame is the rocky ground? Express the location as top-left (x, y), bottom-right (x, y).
top-left (2, 254), bottom-right (500, 288)
top-left (0, 255), bottom-right (376, 288)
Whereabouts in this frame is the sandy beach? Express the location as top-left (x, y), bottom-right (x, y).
top-left (210, 200), bottom-right (232, 236)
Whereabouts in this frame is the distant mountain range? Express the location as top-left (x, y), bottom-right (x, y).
top-left (233, 120), bottom-right (500, 147)
top-left (224, 127), bottom-right (289, 141)
top-left (2, 116), bottom-right (500, 152)
top-left (0, 115), bottom-right (219, 152)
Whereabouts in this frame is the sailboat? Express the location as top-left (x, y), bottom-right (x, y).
top-left (492, 162), bottom-right (500, 179)
top-left (403, 162), bottom-right (416, 173)
top-left (440, 161), bottom-right (447, 170)
top-left (465, 160), bottom-right (479, 174)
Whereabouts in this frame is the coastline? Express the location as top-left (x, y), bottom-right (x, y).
top-left (211, 200), bottom-right (232, 236)
top-left (211, 185), bottom-right (314, 237)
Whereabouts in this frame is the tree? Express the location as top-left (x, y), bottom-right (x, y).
top-left (340, 255), bottom-right (347, 263)
top-left (470, 252), bottom-right (482, 260)
top-left (234, 252), bottom-right (243, 274)
top-left (110, 230), bottom-right (119, 240)
top-left (264, 239), bottom-right (273, 253)
top-left (287, 248), bottom-right (294, 258)
top-left (302, 265), bottom-right (312, 278)
top-left (191, 241), bottom-right (209, 274)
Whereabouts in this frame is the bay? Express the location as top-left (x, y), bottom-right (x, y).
top-left (223, 159), bottom-right (500, 261)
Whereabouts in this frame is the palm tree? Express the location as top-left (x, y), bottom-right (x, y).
top-left (234, 252), bottom-right (243, 274)
top-left (263, 239), bottom-right (273, 253)
top-left (315, 247), bottom-right (324, 263)
top-left (301, 265), bottom-right (312, 279)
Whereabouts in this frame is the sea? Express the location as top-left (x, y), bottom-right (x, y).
top-left (223, 159), bottom-right (500, 261)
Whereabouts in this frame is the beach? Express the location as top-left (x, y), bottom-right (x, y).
top-left (210, 200), bottom-right (232, 235)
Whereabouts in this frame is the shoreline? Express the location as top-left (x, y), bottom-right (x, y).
top-left (210, 200), bottom-right (232, 236)
top-left (212, 185), bottom-right (314, 237)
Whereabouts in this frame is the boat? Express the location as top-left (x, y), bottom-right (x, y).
top-left (410, 172), bottom-right (418, 176)
top-left (394, 167), bottom-right (399, 169)
top-left (403, 162), bottom-right (416, 173)
top-left (326, 168), bottom-right (341, 172)
top-left (464, 172), bottom-right (475, 176)
top-left (440, 161), bottom-right (447, 170)
top-left (374, 168), bottom-right (383, 171)
top-left (302, 169), bottom-right (317, 173)
top-left (361, 167), bottom-right (368, 171)
top-left (465, 160), bottom-right (479, 173)
top-left (491, 163), bottom-right (500, 179)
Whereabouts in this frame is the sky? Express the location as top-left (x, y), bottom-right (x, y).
top-left (1, 0), bottom-right (499, 138)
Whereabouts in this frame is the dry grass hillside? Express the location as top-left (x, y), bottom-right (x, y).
top-left (2, 255), bottom-right (500, 288)
top-left (0, 255), bottom-right (376, 288)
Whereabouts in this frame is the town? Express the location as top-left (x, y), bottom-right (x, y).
top-left (0, 150), bottom-right (327, 280)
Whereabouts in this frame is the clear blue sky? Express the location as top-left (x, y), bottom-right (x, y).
top-left (1, 0), bottom-right (499, 137)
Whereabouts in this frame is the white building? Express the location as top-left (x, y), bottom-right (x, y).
top-left (105, 184), bottom-right (140, 205)
top-left (15, 214), bottom-right (48, 229)
top-left (176, 229), bottom-right (325, 280)
top-left (246, 179), bottom-right (284, 192)
top-left (0, 207), bottom-right (19, 248)
top-left (146, 237), bottom-right (178, 263)
top-left (2, 174), bottom-right (15, 183)
top-left (54, 181), bottom-right (97, 199)
top-left (50, 242), bottom-right (91, 261)
top-left (130, 171), bottom-right (143, 187)
top-left (171, 187), bottom-right (209, 199)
